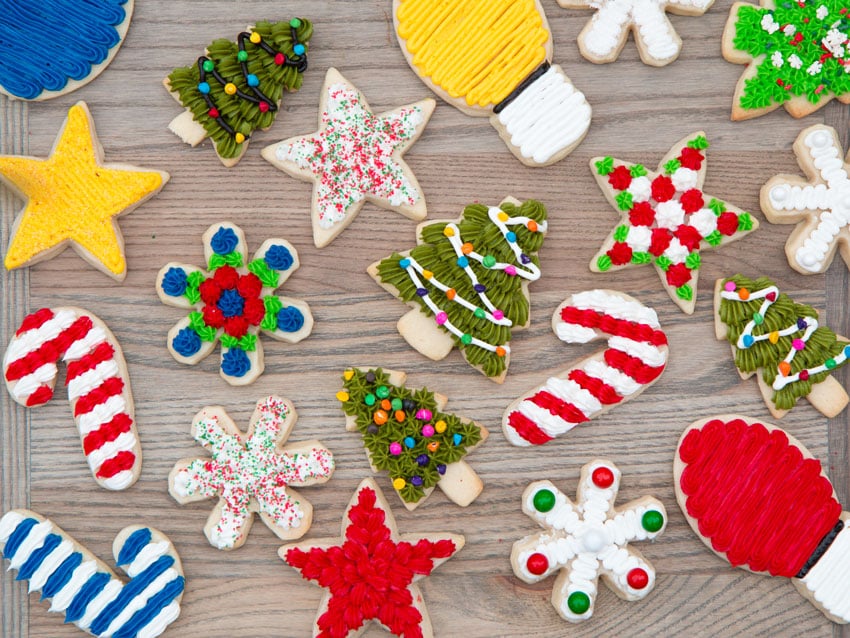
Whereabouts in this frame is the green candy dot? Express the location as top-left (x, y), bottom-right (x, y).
top-left (391, 398), bottom-right (403, 411)
top-left (567, 592), bottom-right (590, 615)
top-left (364, 394), bottom-right (376, 406)
top-left (482, 255), bottom-right (496, 268)
top-left (237, 50), bottom-right (248, 62)
top-left (290, 17), bottom-right (302, 28)
top-left (532, 489), bottom-right (556, 513)
top-left (642, 510), bottom-right (664, 533)
top-left (461, 334), bottom-right (472, 345)
top-left (826, 358), bottom-right (837, 369)
top-left (376, 385), bottom-right (390, 399)
top-left (202, 59), bottom-right (215, 72)
top-left (474, 308), bottom-right (485, 319)
top-left (753, 312), bottom-right (764, 325)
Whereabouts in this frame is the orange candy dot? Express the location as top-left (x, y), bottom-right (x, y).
top-left (381, 399), bottom-right (392, 410)
top-left (373, 410), bottom-right (388, 425)
top-left (739, 288), bottom-right (750, 300)
top-left (778, 361), bottom-right (792, 377)
top-left (461, 242), bottom-right (474, 255)
top-left (427, 441), bottom-right (440, 453)
top-left (395, 410), bottom-right (406, 422)
top-left (495, 346), bottom-right (506, 357)
top-left (527, 220), bottom-right (538, 232)
top-left (446, 289), bottom-right (456, 300)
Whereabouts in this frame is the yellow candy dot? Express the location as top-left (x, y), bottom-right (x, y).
top-left (435, 420), bottom-right (447, 433)
top-left (422, 270), bottom-right (433, 280)
top-left (768, 331), bottom-right (779, 344)
top-left (224, 83), bottom-right (237, 95)
top-left (393, 478), bottom-right (406, 490)
top-left (443, 227), bottom-right (455, 237)
top-left (250, 32), bottom-right (262, 44)
top-left (343, 369), bottom-right (354, 380)
top-left (336, 391), bottom-right (349, 402)
top-left (498, 212), bottom-right (509, 222)
top-left (234, 133), bottom-right (246, 144)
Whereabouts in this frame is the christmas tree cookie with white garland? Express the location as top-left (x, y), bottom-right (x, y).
top-left (761, 125), bottom-right (850, 275)
top-left (590, 132), bottom-right (758, 314)
top-left (511, 460), bottom-right (667, 622)
top-left (557, 0), bottom-right (715, 66)
top-left (722, 0), bottom-right (850, 120)
top-left (715, 274), bottom-right (850, 418)
top-left (370, 198), bottom-right (547, 382)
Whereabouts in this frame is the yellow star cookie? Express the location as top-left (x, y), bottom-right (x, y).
top-left (1, 102), bottom-right (169, 280)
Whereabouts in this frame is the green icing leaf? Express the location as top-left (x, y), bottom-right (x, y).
top-left (261, 295), bottom-right (283, 331)
top-left (655, 255), bottom-right (672, 271)
top-left (616, 192), bottom-right (633, 211)
top-left (738, 212), bottom-right (754, 231)
top-left (630, 164), bottom-right (647, 177)
top-left (613, 225), bottom-right (630, 242)
top-left (708, 199), bottom-right (726, 215)
top-left (595, 157), bottom-right (614, 175)
top-left (221, 334), bottom-right (239, 348)
top-left (663, 159), bottom-right (681, 175)
top-left (597, 254), bottom-right (613, 271)
top-left (685, 252), bottom-right (701, 270)
top-left (676, 285), bottom-right (694, 301)
top-left (687, 135), bottom-right (709, 150)
top-left (631, 251), bottom-right (652, 264)
top-left (239, 334), bottom-right (258, 352)
top-left (185, 271), bottom-right (205, 304)
top-left (705, 231), bottom-right (723, 246)
top-left (248, 258), bottom-right (280, 288)
top-left (208, 252), bottom-right (243, 270)
top-left (188, 311), bottom-right (218, 342)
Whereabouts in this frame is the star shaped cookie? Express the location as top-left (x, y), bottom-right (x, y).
top-left (1, 102), bottom-right (169, 280)
top-left (262, 68), bottom-right (434, 248)
top-left (280, 478), bottom-right (464, 638)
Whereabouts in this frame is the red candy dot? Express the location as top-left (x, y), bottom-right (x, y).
top-left (208, 107), bottom-right (220, 119)
top-left (526, 553), bottom-right (549, 575)
top-left (258, 102), bottom-right (270, 113)
top-left (627, 567), bottom-right (649, 590)
top-left (799, 370), bottom-right (809, 381)
top-left (592, 466), bottom-right (614, 488)
top-left (274, 53), bottom-right (286, 65)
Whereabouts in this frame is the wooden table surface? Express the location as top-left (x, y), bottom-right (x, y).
top-left (2, 0), bottom-right (849, 636)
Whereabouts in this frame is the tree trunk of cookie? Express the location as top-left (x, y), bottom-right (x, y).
top-left (168, 110), bottom-right (208, 147)
top-left (806, 376), bottom-right (849, 418)
top-left (437, 460), bottom-right (482, 507)
top-left (398, 309), bottom-right (454, 361)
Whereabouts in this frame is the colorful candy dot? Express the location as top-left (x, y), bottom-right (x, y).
top-left (845, 345), bottom-right (850, 357)
top-left (234, 133), bottom-right (246, 144)
top-left (411, 476), bottom-right (423, 487)
top-left (198, 82), bottom-right (211, 94)
top-left (343, 369), bottom-right (354, 381)
top-left (567, 592), bottom-right (590, 615)
top-left (293, 43), bottom-right (306, 56)
top-left (403, 399), bottom-right (416, 412)
top-left (364, 393), bottom-right (376, 406)
top-left (826, 358), bottom-right (837, 370)
top-left (527, 220), bottom-right (538, 232)
top-left (506, 231), bottom-right (517, 243)
top-left (443, 227), bottom-right (455, 237)
top-left (422, 270), bottom-right (433, 280)
top-left (461, 242), bottom-right (474, 255)
top-left (249, 32), bottom-right (261, 44)
top-left (641, 510), bottom-right (664, 533)
top-left (202, 59), bottom-right (215, 72)
top-left (504, 265), bottom-right (517, 276)
top-left (769, 331), bottom-right (779, 344)
top-left (457, 256), bottom-right (469, 268)
top-left (336, 391), bottom-right (349, 402)
top-left (532, 489), bottom-right (556, 513)
top-left (495, 346), bottom-right (506, 357)
top-left (394, 410), bottom-right (406, 422)
top-left (367, 425), bottom-right (379, 435)
top-left (437, 463), bottom-right (446, 474)
top-left (799, 370), bottom-right (810, 381)
top-left (290, 17), bottom-right (303, 28)
top-left (274, 53), bottom-right (286, 65)
top-left (739, 288), bottom-right (750, 300)
top-left (208, 107), bottom-right (220, 119)
top-left (446, 289), bottom-right (457, 300)
top-left (380, 399), bottom-right (391, 411)
top-left (724, 281), bottom-right (737, 292)
top-left (427, 441), bottom-right (440, 453)
top-left (797, 318), bottom-right (808, 330)
top-left (742, 335), bottom-right (754, 348)
top-left (526, 553), bottom-right (549, 576)
top-left (389, 442), bottom-right (402, 455)
top-left (753, 312), bottom-right (764, 325)
top-left (416, 409), bottom-right (432, 421)
top-left (453, 433), bottom-right (463, 446)
top-left (435, 312), bottom-right (448, 325)
top-left (520, 254), bottom-right (531, 264)
top-left (373, 410), bottom-right (388, 425)
top-left (422, 425), bottom-right (435, 437)
top-left (461, 334), bottom-right (472, 345)
top-left (497, 211), bottom-right (509, 222)
top-left (483, 255), bottom-right (496, 268)
top-left (779, 361), bottom-right (792, 377)
top-left (474, 284), bottom-right (486, 293)
top-left (416, 454), bottom-right (429, 467)
top-left (792, 339), bottom-right (806, 351)
top-left (392, 478), bottom-right (406, 490)
top-left (224, 82), bottom-right (237, 95)
top-left (391, 398), bottom-right (403, 411)
top-left (627, 568), bottom-right (649, 590)
top-left (435, 420), bottom-right (447, 433)
top-left (416, 287), bottom-right (429, 297)
top-left (592, 466), bottom-right (615, 488)
top-left (404, 436), bottom-right (416, 448)
top-left (237, 50), bottom-right (248, 62)
top-left (399, 258), bottom-right (411, 268)
top-left (376, 385), bottom-right (390, 399)
top-left (474, 308), bottom-right (485, 319)
top-left (493, 310), bottom-right (504, 320)
top-left (365, 372), bottom-right (376, 383)
top-left (258, 101), bottom-right (270, 113)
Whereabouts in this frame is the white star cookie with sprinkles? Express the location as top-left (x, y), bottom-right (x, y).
top-left (590, 132), bottom-right (758, 313)
top-left (557, 0), bottom-right (714, 66)
top-left (262, 68), bottom-right (434, 248)
top-left (762, 125), bottom-right (850, 276)
top-left (168, 396), bottom-right (335, 550)
top-left (511, 460), bottom-right (667, 622)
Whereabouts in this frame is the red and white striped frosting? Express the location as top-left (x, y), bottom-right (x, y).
top-left (4, 307), bottom-right (140, 490)
top-left (503, 290), bottom-right (668, 446)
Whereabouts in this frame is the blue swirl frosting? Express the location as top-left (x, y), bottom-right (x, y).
top-left (210, 227), bottom-right (239, 255)
top-left (172, 328), bottom-right (202, 357)
top-left (264, 244), bottom-right (294, 271)
top-left (161, 267), bottom-right (188, 297)
top-left (221, 348), bottom-right (251, 377)
top-left (0, 0), bottom-right (128, 99)
top-left (217, 288), bottom-right (244, 318)
top-left (276, 306), bottom-right (304, 333)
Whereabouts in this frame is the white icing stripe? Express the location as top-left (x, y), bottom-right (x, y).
top-left (77, 394), bottom-right (128, 435)
top-left (9, 521), bottom-right (53, 570)
top-left (3, 310), bottom-right (77, 365)
top-left (10, 363), bottom-right (57, 401)
top-left (583, 359), bottom-right (643, 396)
top-left (127, 541), bottom-right (171, 578)
top-left (0, 511), bottom-right (25, 543)
top-left (62, 326), bottom-right (107, 362)
top-left (100, 470), bottom-right (137, 491)
top-left (566, 290), bottom-right (660, 328)
top-left (801, 522), bottom-right (850, 622)
top-left (497, 66), bottom-right (591, 165)
top-left (28, 539), bottom-right (75, 593)
top-left (87, 431), bottom-right (138, 470)
top-left (102, 569), bottom-right (182, 637)
top-left (67, 359), bottom-right (120, 401)
top-left (544, 376), bottom-right (604, 416)
top-left (516, 402), bottom-right (580, 437)
top-left (77, 579), bottom-right (123, 630)
top-left (607, 336), bottom-right (667, 367)
top-left (137, 599), bottom-right (181, 638)
top-left (555, 322), bottom-right (597, 344)
top-left (50, 560), bottom-right (99, 612)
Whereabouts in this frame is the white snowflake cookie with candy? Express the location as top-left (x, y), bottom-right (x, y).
top-left (511, 460), bottom-right (667, 622)
top-left (168, 396), bottom-right (334, 550)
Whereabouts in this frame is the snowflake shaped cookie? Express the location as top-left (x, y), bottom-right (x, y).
top-left (262, 67), bottom-right (434, 247)
top-left (156, 222), bottom-right (313, 385)
top-left (169, 396), bottom-right (334, 550)
top-left (511, 460), bottom-right (667, 622)
top-left (762, 125), bottom-right (850, 275)
top-left (280, 478), bottom-right (463, 638)
top-left (558, 0), bottom-right (714, 66)
top-left (590, 132), bottom-right (758, 313)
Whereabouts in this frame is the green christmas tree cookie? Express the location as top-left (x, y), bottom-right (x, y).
top-left (164, 18), bottom-right (312, 166)
top-left (369, 198), bottom-right (548, 383)
top-left (338, 368), bottom-right (488, 510)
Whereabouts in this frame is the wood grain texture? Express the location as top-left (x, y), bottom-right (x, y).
top-left (1, 0), bottom-right (849, 636)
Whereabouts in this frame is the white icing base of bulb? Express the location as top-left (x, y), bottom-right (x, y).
top-left (800, 520), bottom-right (850, 623)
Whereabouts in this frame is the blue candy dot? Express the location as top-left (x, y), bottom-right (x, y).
top-left (210, 227), bottom-right (239, 255)
top-left (797, 318), bottom-right (808, 330)
top-left (217, 288), bottom-right (245, 318)
top-left (246, 74), bottom-right (259, 87)
top-left (742, 334), bottom-right (754, 348)
top-left (399, 258), bottom-right (411, 269)
top-left (221, 348), bottom-right (251, 378)
top-left (172, 328), bottom-right (201, 357)
top-left (293, 43), bottom-right (306, 56)
top-left (404, 437), bottom-right (416, 448)
top-left (506, 231), bottom-right (517, 243)
top-left (453, 433), bottom-right (463, 446)
top-left (845, 345), bottom-right (850, 357)
top-left (437, 464), bottom-right (447, 475)
top-left (457, 256), bottom-right (469, 268)
top-left (162, 267), bottom-right (188, 297)
top-left (416, 287), bottom-right (428, 297)
top-left (277, 306), bottom-right (305, 333)
top-left (264, 244), bottom-right (293, 271)
top-left (411, 475), bottom-right (423, 486)
top-left (198, 82), bottom-right (210, 94)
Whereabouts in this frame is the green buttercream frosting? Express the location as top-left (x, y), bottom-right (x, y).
top-left (663, 159), bottom-right (681, 175)
top-left (248, 257), bottom-right (280, 288)
top-left (719, 275), bottom-right (850, 409)
top-left (340, 368), bottom-right (483, 503)
top-left (167, 19), bottom-right (313, 159)
top-left (596, 157), bottom-right (614, 175)
top-left (376, 200), bottom-right (547, 380)
top-left (185, 271), bottom-right (205, 304)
